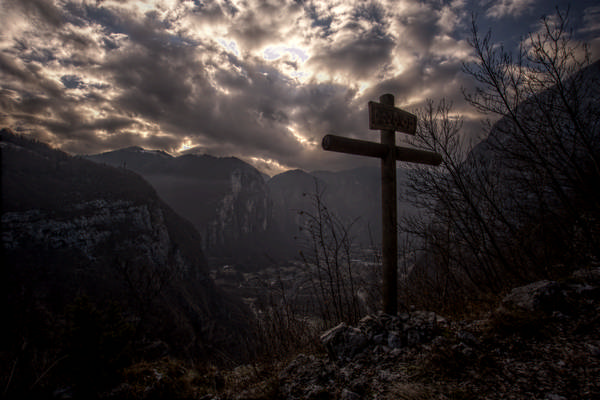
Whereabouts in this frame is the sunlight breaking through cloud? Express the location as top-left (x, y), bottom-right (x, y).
top-left (0, 0), bottom-right (598, 173)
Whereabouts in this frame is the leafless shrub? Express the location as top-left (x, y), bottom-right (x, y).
top-left (400, 9), bottom-right (600, 314)
top-left (298, 181), bottom-right (376, 325)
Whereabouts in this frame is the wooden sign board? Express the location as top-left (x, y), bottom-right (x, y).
top-left (368, 101), bottom-right (417, 135)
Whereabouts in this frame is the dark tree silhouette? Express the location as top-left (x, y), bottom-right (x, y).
top-left (400, 9), bottom-right (600, 312)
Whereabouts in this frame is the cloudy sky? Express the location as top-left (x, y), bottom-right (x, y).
top-left (1, 0), bottom-right (599, 175)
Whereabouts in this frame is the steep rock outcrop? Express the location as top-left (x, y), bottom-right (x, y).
top-left (202, 161), bottom-right (270, 253)
top-left (1, 129), bottom-right (253, 361)
top-left (86, 148), bottom-right (271, 260)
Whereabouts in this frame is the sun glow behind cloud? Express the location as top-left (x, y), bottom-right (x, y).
top-left (247, 156), bottom-right (290, 177)
top-left (1, 0), bottom-right (598, 174)
top-left (178, 138), bottom-right (194, 153)
top-left (288, 125), bottom-right (317, 148)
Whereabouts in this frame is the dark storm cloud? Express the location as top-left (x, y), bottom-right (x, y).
top-left (306, 1), bottom-right (394, 80)
top-left (226, 0), bottom-right (305, 51)
top-left (1, 0), bottom-right (598, 174)
top-left (352, 2), bottom-right (385, 23)
top-left (61, 75), bottom-right (84, 89)
top-left (0, 53), bottom-right (39, 86)
top-left (6, 0), bottom-right (64, 28)
top-left (291, 83), bottom-right (362, 136)
top-left (191, 0), bottom-right (238, 20)
top-left (43, 114), bottom-right (136, 140)
top-left (229, 10), bottom-right (273, 49)
top-left (0, 52), bottom-right (63, 98)
top-left (98, 18), bottom-right (308, 159)
top-left (367, 59), bottom-right (470, 104)
top-left (107, 47), bottom-right (199, 117)
top-left (308, 29), bottom-right (395, 80)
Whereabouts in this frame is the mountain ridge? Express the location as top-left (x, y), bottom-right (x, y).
top-left (1, 128), bottom-right (254, 373)
top-left (86, 148), bottom-right (271, 260)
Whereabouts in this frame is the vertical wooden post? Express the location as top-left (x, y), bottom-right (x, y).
top-left (322, 94), bottom-right (441, 316)
top-left (380, 93), bottom-right (397, 315)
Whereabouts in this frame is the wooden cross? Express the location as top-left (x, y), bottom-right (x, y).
top-left (322, 93), bottom-right (442, 315)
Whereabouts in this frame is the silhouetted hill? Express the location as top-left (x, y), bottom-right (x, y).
top-left (87, 147), bottom-right (422, 264)
top-left (407, 60), bottom-right (600, 302)
top-left (87, 148), bottom-right (270, 261)
top-left (267, 169), bottom-right (322, 235)
top-left (1, 128), bottom-right (254, 397)
top-left (267, 166), bottom-right (419, 252)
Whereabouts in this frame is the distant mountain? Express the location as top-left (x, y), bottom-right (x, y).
top-left (267, 166), bottom-right (419, 250)
top-left (87, 147), bottom-right (271, 261)
top-left (87, 147), bottom-right (421, 264)
top-left (267, 169), bottom-right (323, 236)
top-left (1, 129), bottom-right (253, 369)
top-left (467, 60), bottom-right (600, 213)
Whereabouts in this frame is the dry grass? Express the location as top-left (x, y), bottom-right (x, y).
top-left (109, 357), bottom-right (284, 399)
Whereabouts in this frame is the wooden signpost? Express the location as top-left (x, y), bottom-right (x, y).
top-left (322, 94), bottom-right (442, 315)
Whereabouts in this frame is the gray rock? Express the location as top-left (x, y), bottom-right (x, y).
top-left (389, 347), bottom-right (404, 357)
top-left (372, 333), bottom-right (386, 345)
top-left (588, 344), bottom-right (600, 358)
top-left (572, 283), bottom-right (600, 300)
top-left (406, 329), bottom-right (422, 346)
top-left (398, 312), bottom-right (410, 322)
top-left (497, 280), bottom-right (565, 319)
top-left (320, 323), bottom-right (368, 361)
top-left (387, 331), bottom-right (403, 348)
top-left (545, 394), bottom-right (567, 400)
top-left (306, 385), bottom-right (329, 399)
top-left (457, 330), bottom-right (480, 348)
top-left (572, 267), bottom-right (600, 285)
top-left (320, 311), bottom-right (447, 363)
top-left (279, 354), bottom-right (336, 399)
top-left (453, 342), bottom-right (474, 357)
top-left (340, 389), bottom-right (361, 400)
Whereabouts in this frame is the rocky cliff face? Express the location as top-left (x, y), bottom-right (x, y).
top-left (87, 148), bottom-right (271, 260)
top-left (203, 161), bottom-right (270, 253)
top-left (4, 199), bottom-right (169, 268)
top-left (464, 59), bottom-right (600, 220)
top-left (87, 149), bottom-right (424, 264)
top-left (1, 129), bottom-right (253, 363)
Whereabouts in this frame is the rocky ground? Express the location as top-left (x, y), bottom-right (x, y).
top-left (108, 267), bottom-right (600, 399)
top-left (277, 267), bottom-right (600, 400)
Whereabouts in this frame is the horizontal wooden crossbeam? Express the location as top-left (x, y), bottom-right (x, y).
top-left (322, 134), bottom-right (388, 158)
top-left (322, 134), bottom-right (442, 166)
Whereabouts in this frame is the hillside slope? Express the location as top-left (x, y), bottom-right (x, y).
top-left (86, 147), bottom-right (271, 261)
top-left (267, 166), bottom-right (419, 257)
top-left (1, 128), bottom-right (254, 397)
